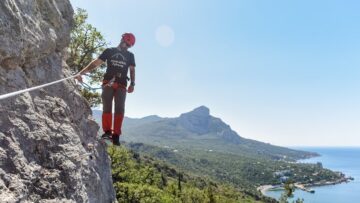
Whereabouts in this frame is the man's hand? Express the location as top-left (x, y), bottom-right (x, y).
top-left (127, 85), bottom-right (134, 93)
top-left (75, 74), bottom-right (83, 83)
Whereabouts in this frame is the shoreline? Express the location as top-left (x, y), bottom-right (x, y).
top-left (303, 176), bottom-right (353, 188)
top-left (257, 176), bottom-right (354, 196)
top-left (257, 185), bottom-right (274, 195)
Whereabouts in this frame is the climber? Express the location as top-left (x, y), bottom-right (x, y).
top-left (75, 33), bottom-right (136, 146)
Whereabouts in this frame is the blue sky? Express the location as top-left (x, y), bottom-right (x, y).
top-left (70, 0), bottom-right (360, 146)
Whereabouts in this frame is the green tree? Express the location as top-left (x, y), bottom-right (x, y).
top-left (279, 180), bottom-right (304, 203)
top-left (177, 173), bottom-right (182, 193)
top-left (67, 8), bottom-right (107, 107)
top-left (207, 183), bottom-right (216, 203)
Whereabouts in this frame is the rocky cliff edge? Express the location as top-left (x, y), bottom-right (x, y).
top-left (0, 1), bottom-right (115, 202)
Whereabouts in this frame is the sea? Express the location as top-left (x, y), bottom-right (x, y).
top-left (264, 147), bottom-right (360, 203)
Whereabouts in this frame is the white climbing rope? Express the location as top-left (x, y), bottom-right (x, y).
top-left (0, 74), bottom-right (79, 100)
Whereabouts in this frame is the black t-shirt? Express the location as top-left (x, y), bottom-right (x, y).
top-left (98, 47), bottom-right (136, 86)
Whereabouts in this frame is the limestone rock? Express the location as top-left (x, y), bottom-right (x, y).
top-left (0, 0), bottom-right (116, 202)
top-left (178, 106), bottom-right (211, 134)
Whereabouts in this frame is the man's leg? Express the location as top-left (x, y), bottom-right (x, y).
top-left (113, 87), bottom-right (127, 145)
top-left (101, 86), bottom-right (114, 136)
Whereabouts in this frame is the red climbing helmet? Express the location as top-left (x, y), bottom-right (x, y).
top-left (122, 33), bottom-right (136, 47)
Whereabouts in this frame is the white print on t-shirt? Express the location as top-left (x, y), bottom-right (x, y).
top-left (110, 60), bottom-right (127, 68)
top-left (111, 53), bottom-right (127, 61)
top-left (110, 53), bottom-right (127, 68)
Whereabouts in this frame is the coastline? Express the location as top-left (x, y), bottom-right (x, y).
top-left (257, 185), bottom-right (276, 195)
top-left (258, 176), bottom-right (354, 196)
top-left (260, 147), bottom-right (360, 202)
top-left (303, 176), bottom-right (353, 188)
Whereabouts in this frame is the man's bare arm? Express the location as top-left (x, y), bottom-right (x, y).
top-left (75, 59), bottom-right (104, 82)
top-left (129, 65), bottom-right (135, 84)
top-left (127, 65), bottom-right (136, 93)
top-left (78, 59), bottom-right (104, 75)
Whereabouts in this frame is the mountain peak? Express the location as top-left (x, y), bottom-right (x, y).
top-left (178, 106), bottom-right (211, 134)
top-left (185, 106), bottom-right (210, 117)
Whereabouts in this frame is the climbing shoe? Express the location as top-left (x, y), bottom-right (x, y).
top-left (112, 134), bottom-right (120, 146)
top-left (101, 131), bottom-right (112, 140)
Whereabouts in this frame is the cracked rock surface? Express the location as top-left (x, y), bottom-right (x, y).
top-left (0, 1), bottom-right (116, 202)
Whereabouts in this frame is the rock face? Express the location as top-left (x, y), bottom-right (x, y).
top-left (178, 106), bottom-right (211, 134)
top-left (0, 1), bottom-right (116, 202)
top-left (177, 106), bottom-right (240, 142)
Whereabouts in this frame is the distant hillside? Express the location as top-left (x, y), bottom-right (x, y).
top-left (92, 108), bottom-right (343, 198)
top-left (126, 142), bottom-right (343, 192)
top-left (92, 110), bottom-right (163, 128)
top-left (93, 106), bottom-right (317, 161)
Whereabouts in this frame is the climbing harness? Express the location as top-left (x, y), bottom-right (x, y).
top-left (78, 81), bottom-right (103, 91)
top-left (78, 73), bottom-right (119, 91)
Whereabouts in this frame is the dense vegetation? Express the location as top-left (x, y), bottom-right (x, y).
top-left (108, 146), bottom-right (274, 203)
top-left (127, 143), bottom-right (344, 189)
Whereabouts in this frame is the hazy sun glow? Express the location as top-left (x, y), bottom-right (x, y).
top-left (155, 25), bottom-right (175, 47)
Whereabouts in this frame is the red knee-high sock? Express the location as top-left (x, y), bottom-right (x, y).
top-left (102, 113), bottom-right (112, 132)
top-left (113, 114), bottom-right (124, 135)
